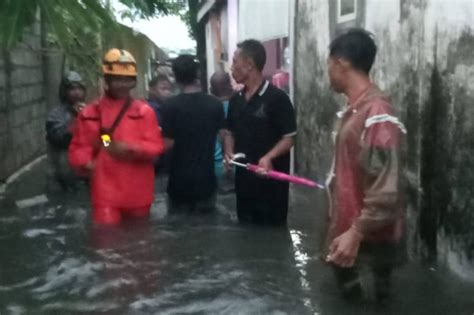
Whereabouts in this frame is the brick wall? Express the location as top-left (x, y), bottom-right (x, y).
top-left (0, 23), bottom-right (47, 182)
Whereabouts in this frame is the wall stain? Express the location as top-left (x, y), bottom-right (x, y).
top-left (420, 64), bottom-right (452, 263)
top-left (294, 0), bottom-right (474, 275)
top-left (442, 86), bottom-right (474, 262)
top-left (447, 29), bottom-right (474, 71)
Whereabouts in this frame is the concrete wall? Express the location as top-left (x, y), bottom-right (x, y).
top-left (227, 0), bottom-right (239, 71)
top-left (205, 14), bottom-right (218, 87)
top-left (293, 0), bottom-right (474, 278)
top-left (0, 22), bottom-right (162, 183)
top-left (0, 23), bottom-right (47, 182)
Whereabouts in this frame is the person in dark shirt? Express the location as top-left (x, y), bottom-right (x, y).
top-left (161, 55), bottom-right (225, 212)
top-left (45, 71), bottom-right (86, 191)
top-left (223, 39), bottom-right (297, 226)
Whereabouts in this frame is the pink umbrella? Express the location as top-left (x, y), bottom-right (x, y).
top-left (229, 153), bottom-right (324, 189)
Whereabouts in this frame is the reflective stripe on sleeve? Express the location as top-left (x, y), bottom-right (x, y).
top-left (364, 114), bottom-right (407, 134)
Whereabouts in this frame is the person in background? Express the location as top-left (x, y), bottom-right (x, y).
top-left (68, 48), bottom-right (164, 225)
top-left (324, 28), bottom-right (406, 304)
top-left (46, 71), bottom-right (86, 192)
top-left (161, 55), bottom-right (225, 213)
top-left (223, 39), bottom-right (297, 226)
top-left (147, 74), bottom-right (173, 175)
top-left (210, 71), bottom-right (234, 190)
top-left (147, 74), bottom-right (172, 125)
top-left (272, 46), bottom-right (290, 94)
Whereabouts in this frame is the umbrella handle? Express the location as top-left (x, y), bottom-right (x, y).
top-left (231, 156), bottom-right (324, 189)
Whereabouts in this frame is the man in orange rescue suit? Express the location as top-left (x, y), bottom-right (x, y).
top-left (69, 48), bottom-right (164, 225)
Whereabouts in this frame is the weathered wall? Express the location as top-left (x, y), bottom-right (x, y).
top-left (294, 0), bottom-right (474, 278)
top-left (293, 0), bottom-right (337, 181)
top-left (0, 23), bottom-right (47, 182)
top-left (0, 22), bottom-right (162, 183)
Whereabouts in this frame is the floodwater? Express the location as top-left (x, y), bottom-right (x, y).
top-left (1, 160), bottom-right (474, 314)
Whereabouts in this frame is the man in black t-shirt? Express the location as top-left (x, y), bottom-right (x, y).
top-left (161, 55), bottom-right (225, 212)
top-left (224, 39), bottom-right (297, 225)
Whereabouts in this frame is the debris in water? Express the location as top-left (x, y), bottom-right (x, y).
top-left (15, 194), bottom-right (49, 209)
top-left (23, 229), bottom-right (55, 238)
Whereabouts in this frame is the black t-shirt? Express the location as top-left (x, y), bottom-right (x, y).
top-left (226, 81), bottom-right (297, 222)
top-left (161, 92), bottom-right (225, 200)
top-left (226, 80), bottom-right (297, 172)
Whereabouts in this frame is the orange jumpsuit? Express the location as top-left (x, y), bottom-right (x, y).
top-left (69, 96), bottom-right (164, 224)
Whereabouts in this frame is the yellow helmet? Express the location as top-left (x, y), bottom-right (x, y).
top-left (102, 48), bottom-right (137, 76)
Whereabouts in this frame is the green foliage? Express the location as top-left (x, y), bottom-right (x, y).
top-left (180, 0), bottom-right (199, 41)
top-left (118, 0), bottom-right (185, 20)
top-left (0, 0), bottom-right (184, 50)
top-left (182, 0), bottom-right (206, 87)
top-left (0, 0), bottom-right (115, 49)
top-left (0, 0), bottom-right (185, 98)
top-left (0, 0), bottom-right (38, 48)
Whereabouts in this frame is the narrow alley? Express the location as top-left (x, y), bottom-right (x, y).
top-left (1, 159), bottom-right (473, 314)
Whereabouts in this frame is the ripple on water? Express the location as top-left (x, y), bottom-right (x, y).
top-left (130, 295), bottom-right (274, 314)
top-left (0, 277), bottom-right (39, 292)
top-left (86, 277), bottom-right (138, 298)
top-left (22, 229), bottom-right (55, 238)
top-left (41, 301), bottom-right (118, 313)
top-left (0, 216), bottom-right (20, 224)
top-left (5, 305), bottom-right (26, 315)
top-left (32, 258), bottom-right (104, 296)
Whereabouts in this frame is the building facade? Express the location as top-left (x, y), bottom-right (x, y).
top-left (198, 0), bottom-right (293, 92)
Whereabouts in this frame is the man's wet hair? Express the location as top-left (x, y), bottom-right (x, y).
top-left (329, 28), bottom-right (377, 74)
top-left (172, 54), bottom-right (199, 85)
top-left (149, 74), bottom-right (170, 88)
top-left (237, 39), bottom-right (266, 72)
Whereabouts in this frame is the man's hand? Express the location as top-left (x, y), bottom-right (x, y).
top-left (84, 161), bottom-right (95, 172)
top-left (326, 227), bottom-right (363, 268)
top-left (77, 161), bottom-right (95, 178)
top-left (222, 129), bottom-right (235, 172)
top-left (73, 102), bottom-right (86, 114)
top-left (105, 141), bottom-right (131, 160)
top-left (224, 151), bottom-right (235, 171)
top-left (257, 155), bottom-right (273, 175)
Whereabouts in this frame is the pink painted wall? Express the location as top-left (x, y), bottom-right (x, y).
top-left (263, 39), bottom-right (280, 79)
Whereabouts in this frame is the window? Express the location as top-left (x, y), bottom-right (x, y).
top-left (337, 0), bottom-right (357, 23)
top-left (329, 0), bottom-right (364, 40)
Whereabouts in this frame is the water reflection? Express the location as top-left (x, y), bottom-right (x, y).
top-left (1, 171), bottom-right (474, 314)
